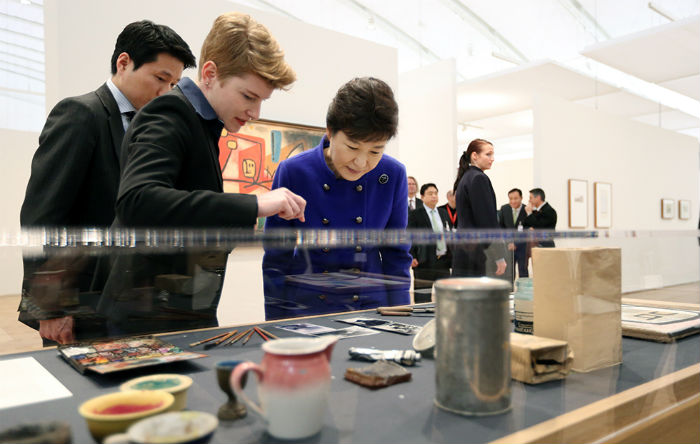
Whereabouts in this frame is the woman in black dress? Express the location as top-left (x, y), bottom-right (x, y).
top-left (451, 139), bottom-right (506, 277)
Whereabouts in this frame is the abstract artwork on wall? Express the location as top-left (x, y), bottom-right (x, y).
top-left (218, 119), bottom-right (325, 195)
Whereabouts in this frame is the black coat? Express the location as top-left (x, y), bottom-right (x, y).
top-left (18, 84), bottom-right (123, 332)
top-left (21, 83), bottom-right (123, 227)
top-left (453, 166), bottom-right (505, 275)
top-left (408, 206), bottom-right (453, 267)
top-left (115, 85), bottom-right (257, 227)
top-left (498, 204), bottom-right (527, 229)
top-left (523, 202), bottom-right (557, 247)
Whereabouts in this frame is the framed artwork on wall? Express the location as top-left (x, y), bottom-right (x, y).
top-left (568, 179), bottom-right (588, 228)
top-left (594, 182), bottom-right (612, 228)
top-left (678, 200), bottom-right (690, 220)
top-left (218, 119), bottom-right (325, 195)
top-left (661, 198), bottom-right (675, 219)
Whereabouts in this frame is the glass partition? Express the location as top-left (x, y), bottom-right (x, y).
top-left (3, 227), bottom-right (697, 349)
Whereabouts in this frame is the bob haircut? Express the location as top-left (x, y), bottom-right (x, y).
top-left (326, 77), bottom-right (398, 142)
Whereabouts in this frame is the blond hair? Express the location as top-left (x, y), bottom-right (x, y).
top-left (199, 12), bottom-right (296, 89)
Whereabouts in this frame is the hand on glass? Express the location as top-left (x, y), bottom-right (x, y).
top-left (411, 258), bottom-right (419, 268)
top-left (39, 316), bottom-right (74, 344)
top-left (495, 259), bottom-right (507, 276)
top-left (257, 187), bottom-right (306, 222)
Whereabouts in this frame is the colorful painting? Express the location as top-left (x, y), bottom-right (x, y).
top-left (218, 119), bottom-right (325, 195)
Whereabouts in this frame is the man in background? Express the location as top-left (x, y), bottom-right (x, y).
top-left (498, 188), bottom-right (529, 280)
top-left (439, 189), bottom-right (457, 227)
top-left (523, 187), bottom-right (557, 248)
top-left (408, 183), bottom-right (452, 299)
top-left (407, 176), bottom-right (423, 211)
top-left (19, 20), bottom-right (196, 344)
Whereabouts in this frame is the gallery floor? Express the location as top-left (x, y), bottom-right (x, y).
top-left (0, 281), bottom-right (697, 356)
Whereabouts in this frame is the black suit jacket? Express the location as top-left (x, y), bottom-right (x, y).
top-left (498, 204), bottom-right (527, 229)
top-left (523, 202), bottom-right (557, 247)
top-left (18, 84), bottom-right (123, 330)
top-left (408, 206), bottom-right (452, 267)
top-left (21, 83), bottom-right (123, 227)
top-left (408, 197), bottom-right (423, 212)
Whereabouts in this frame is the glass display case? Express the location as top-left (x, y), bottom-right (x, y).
top-left (0, 227), bottom-right (698, 443)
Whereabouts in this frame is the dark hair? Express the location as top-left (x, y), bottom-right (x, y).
top-left (508, 188), bottom-right (522, 197)
top-left (110, 20), bottom-right (196, 74)
top-left (452, 138), bottom-right (492, 193)
top-left (326, 77), bottom-right (398, 142)
top-left (530, 188), bottom-right (546, 201)
top-left (420, 183), bottom-right (437, 196)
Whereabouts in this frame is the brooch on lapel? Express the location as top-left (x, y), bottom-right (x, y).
top-left (378, 174), bottom-right (389, 184)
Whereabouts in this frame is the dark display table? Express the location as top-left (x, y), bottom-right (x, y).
top-left (1, 310), bottom-right (698, 444)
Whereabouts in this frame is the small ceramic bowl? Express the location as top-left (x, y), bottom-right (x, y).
top-left (120, 374), bottom-right (193, 411)
top-left (103, 412), bottom-right (218, 444)
top-left (78, 390), bottom-right (174, 442)
top-left (413, 318), bottom-right (436, 358)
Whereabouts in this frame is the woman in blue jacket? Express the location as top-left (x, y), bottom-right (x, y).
top-left (262, 77), bottom-right (411, 320)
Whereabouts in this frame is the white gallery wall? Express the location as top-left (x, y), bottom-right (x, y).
top-left (398, 59), bottom-right (457, 204)
top-left (533, 94), bottom-right (699, 291)
top-left (0, 130), bottom-right (36, 295)
top-left (485, 157), bottom-right (534, 209)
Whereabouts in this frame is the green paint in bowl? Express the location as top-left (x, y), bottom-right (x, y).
top-left (132, 378), bottom-right (181, 391)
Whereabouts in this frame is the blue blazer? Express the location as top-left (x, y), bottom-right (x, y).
top-left (263, 137), bottom-right (411, 319)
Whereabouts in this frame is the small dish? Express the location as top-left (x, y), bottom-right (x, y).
top-left (78, 390), bottom-right (174, 442)
top-left (412, 318), bottom-right (435, 358)
top-left (105, 411), bottom-right (218, 444)
top-left (120, 374), bottom-right (193, 411)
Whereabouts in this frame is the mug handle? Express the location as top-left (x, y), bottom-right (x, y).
top-left (231, 361), bottom-right (265, 417)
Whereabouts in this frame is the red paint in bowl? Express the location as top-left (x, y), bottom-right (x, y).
top-left (95, 401), bottom-right (163, 415)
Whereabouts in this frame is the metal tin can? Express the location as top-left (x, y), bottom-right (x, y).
top-left (434, 277), bottom-right (512, 415)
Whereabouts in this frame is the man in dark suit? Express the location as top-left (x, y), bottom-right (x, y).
top-left (523, 188), bottom-right (557, 248)
top-left (498, 188), bottom-right (529, 280)
top-left (18, 21), bottom-right (196, 344)
top-left (407, 176), bottom-right (424, 212)
top-left (408, 183), bottom-right (453, 298)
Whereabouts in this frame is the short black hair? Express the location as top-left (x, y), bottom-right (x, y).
top-left (420, 183), bottom-right (438, 196)
top-left (326, 77), bottom-right (398, 142)
top-left (508, 188), bottom-right (522, 197)
top-left (530, 188), bottom-right (546, 201)
top-left (110, 20), bottom-right (196, 74)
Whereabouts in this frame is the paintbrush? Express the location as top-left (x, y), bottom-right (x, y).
top-left (205, 330), bottom-right (237, 349)
top-left (227, 329), bottom-right (251, 346)
top-left (257, 326), bottom-right (278, 339)
top-left (188, 332), bottom-right (228, 347)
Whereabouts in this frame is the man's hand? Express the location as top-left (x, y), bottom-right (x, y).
top-left (257, 188), bottom-right (306, 222)
top-left (507, 242), bottom-right (515, 251)
top-left (525, 204), bottom-right (533, 215)
top-left (39, 316), bottom-right (74, 344)
top-left (411, 258), bottom-right (419, 268)
top-left (494, 259), bottom-right (507, 276)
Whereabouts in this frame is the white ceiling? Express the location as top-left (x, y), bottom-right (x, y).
top-left (582, 15), bottom-right (700, 84)
top-left (659, 74), bottom-right (700, 100)
top-left (456, 61), bottom-right (618, 122)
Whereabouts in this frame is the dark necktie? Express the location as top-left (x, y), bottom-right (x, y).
top-left (123, 111), bottom-right (136, 125)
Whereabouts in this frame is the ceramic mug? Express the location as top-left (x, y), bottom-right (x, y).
top-left (231, 336), bottom-right (337, 440)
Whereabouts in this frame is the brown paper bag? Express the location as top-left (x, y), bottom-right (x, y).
top-left (510, 333), bottom-right (573, 384)
top-left (532, 247), bottom-right (622, 372)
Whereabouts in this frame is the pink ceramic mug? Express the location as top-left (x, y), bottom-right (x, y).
top-left (231, 336), bottom-right (338, 440)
